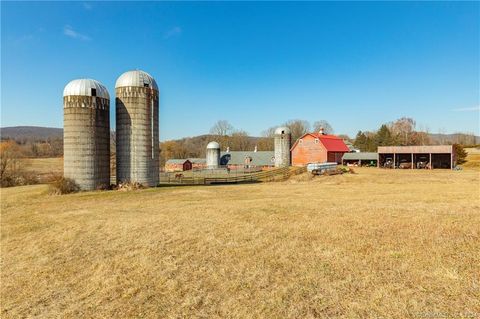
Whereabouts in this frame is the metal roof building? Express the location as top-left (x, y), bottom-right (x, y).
top-left (342, 152), bottom-right (378, 166)
top-left (291, 132), bottom-right (350, 166)
top-left (377, 145), bottom-right (454, 169)
top-left (342, 152), bottom-right (378, 161)
top-left (220, 151), bottom-right (275, 167)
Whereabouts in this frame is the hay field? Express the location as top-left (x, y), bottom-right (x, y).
top-left (21, 157), bottom-right (63, 182)
top-left (1, 167), bottom-right (479, 318)
top-left (464, 148), bottom-right (480, 170)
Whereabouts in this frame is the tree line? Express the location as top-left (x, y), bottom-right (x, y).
top-left (354, 117), bottom-right (436, 152)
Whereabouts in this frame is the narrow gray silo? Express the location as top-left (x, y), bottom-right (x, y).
top-left (274, 126), bottom-right (291, 167)
top-left (63, 79), bottom-right (110, 190)
top-left (115, 70), bottom-right (159, 186)
top-left (206, 141), bottom-right (220, 169)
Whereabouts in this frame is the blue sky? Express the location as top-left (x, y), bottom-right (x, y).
top-left (1, 1), bottom-right (479, 140)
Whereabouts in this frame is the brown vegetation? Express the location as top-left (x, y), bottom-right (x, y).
top-left (47, 177), bottom-right (80, 195)
top-left (1, 167), bottom-right (479, 318)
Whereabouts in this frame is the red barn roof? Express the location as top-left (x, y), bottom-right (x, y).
top-left (291, 133), bottom-right (349, 152)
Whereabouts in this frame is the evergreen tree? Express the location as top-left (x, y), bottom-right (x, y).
top-left (354, 131), bottom-right (368, 151)
top-left (375, 124), bottom-right (393, 146)
top-left (453, 144), bottom-right (467, 165)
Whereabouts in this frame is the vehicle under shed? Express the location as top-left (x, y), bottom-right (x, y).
top-left (342, 152), bottom-right (378, 167)
top-left (377, 145), bottom-right (454, 169)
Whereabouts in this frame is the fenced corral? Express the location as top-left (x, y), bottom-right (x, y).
top-left (159, 166), bottom-right (306, 185)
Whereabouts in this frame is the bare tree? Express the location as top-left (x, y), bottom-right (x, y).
top-left (261, 126), bottom-right (277, 138)
top-left (110, 130), bottom-right (116, 154)
top-left (210, 120), bottom-right (234, 136)
top-left (229, 130), bottom-right (253, 151)
top-left (312, 120), bottom-right (334, 134)
top-left (0, 140), bottom-right (21, 182)
top-left (389, 117), bottom-right (416, 145)
top-left (284, 119), bottom-right (310, 143)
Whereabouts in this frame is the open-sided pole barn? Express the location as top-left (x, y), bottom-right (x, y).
top-left (377, 145), bottom-right (454, 169)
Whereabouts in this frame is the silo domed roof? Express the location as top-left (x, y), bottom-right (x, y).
top-left (275, 126), bottom-right (291, 135)
top-left (207, 141), bottom-right (220, 149)
top-left (63, 79), bottom-right (110, 99)
top-left (115, 70), bottom-right (158, 90)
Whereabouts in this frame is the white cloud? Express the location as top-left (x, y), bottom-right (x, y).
top-left (13, 27), bottom-right (45, 45)
top-left (83, 2), bottom-right (92, 10)
top-left (452, 105), bottom-right (480, 112)
top-left (164, 26), bottom-right (182, 39)
top-left (63, 25), bottom-right (91, 41)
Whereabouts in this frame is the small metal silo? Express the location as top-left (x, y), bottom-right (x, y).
top-left (274, 126), bottom-right (291, 167)
top-left (63, 79), bottom-right (110, 190)
top-left (206, 141), bottom-right (220, 169)
top-left (115, 70), bottom-right (159, 186)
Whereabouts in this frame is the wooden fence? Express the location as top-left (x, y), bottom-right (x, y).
top-left (160, 166), bottom-right (306, 185)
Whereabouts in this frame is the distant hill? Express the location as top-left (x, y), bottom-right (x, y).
top-left (0, 126), bottom-right (63, 141)
top-left (428, 133), bottom-right (479, 145)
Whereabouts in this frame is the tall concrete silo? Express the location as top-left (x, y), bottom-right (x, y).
top-left (206, 141), bottom-right (220, 169)
top-left (115, 70), bottom-right (159, 186)
top-left (274, 126), bottom-right (291, 167)
top-left (63, 79), bottom-right (110, 190)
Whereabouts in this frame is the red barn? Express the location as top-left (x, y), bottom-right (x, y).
top-left (291, 132), bottom-right (349, 166)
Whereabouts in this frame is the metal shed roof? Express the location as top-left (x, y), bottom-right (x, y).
top-left (342, 152), bottom-right (378, 160)
top-left (165, 159), bottom-right (191, 164)
top-left (220, 151), bottom-right (275, 166)
top-left (378, 145), bottom-right (453, 153)
top-left (63, 79), bottom-right (110, 99)
top-left (188, 158), bottom-right (206, 164)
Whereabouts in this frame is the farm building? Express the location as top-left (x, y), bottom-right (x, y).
top-left (165, 158), bottom-right (206, 172)
top-left (220, 151), bottom-right (275, 169)
top-left (165, 159), bottom-right (192, 172)
top-left (378, 145), bottom-right (454, 169)
top-left (189, 158), bottom-right (207, 169)
top-left (342, 152), bottom-right (378, 166)
top-left (291, 131), bottom-right (350, 166)
top-left (344, 140), bottom-right (360, 153)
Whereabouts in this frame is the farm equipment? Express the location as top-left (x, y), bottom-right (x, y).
top-left (398, 159), bottom-right (412, 169)
top-left (416, 157), bottom-right (429, 169)
top-left (383, 158), bottom-right (394, 169)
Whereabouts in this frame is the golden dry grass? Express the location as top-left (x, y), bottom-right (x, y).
top-left (1, 167), bottom-right (479, 318)
top-left (20, 157), bottom-right (63, 182)
top-left (464, 148), bottom-right (480, 170)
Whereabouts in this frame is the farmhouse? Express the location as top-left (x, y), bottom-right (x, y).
top-left (378, 145), bottom-right (454, 169)
top-left (291, 130), bottom-right (349, 166)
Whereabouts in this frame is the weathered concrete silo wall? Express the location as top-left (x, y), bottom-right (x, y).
top-left (274, 127), bottom-right (291, 167)
top-left (206, 141), bottom-right (220, 169)
top-left (116, 70), bottom-right (159, 186)
top-left (63, 79), bottom-right (110, 190)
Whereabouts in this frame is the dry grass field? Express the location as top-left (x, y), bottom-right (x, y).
top-left (1, 166), bottom-right (479, 318)
top-left (20, 157), bottom-right (63, 183)
top-left (464, 148), bottom-right (480, 170)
